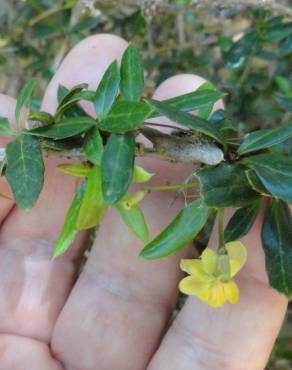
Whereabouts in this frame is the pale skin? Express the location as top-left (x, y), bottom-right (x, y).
top-left (0, 34), bottom-right (288, 370)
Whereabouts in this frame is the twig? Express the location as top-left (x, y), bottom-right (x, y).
top-left (95, 0), bottom-right (292, 18)
top-left (0, 127), bottom-right (224, 165)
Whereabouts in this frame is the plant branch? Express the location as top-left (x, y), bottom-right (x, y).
top-left (95, 0), bottom-right (292, 19)
top-left (0, 127), bottom-right (224, 165)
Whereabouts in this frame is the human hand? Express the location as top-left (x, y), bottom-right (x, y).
top-left (0, 34), bottom-right (287, 370)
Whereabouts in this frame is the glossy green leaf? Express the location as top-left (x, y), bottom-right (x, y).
top-left (95, 60), bottom-right (120, 117)
top-left (15, 80), bottom-right (35, 124)
top-left (239, 123), bottom-right (292, 154)
top-left (57, 84), bottom-right (69, 104)
top-left (0, 117), bottom-right (16, 136)
top-left (28, 116), bottom-right (97, 139)
top-left (120, 44), bottom-right (144, 102)
top-left (151, 89), bottom-right (223, 117)
top-left (224, 200), bottom-right (262, 243)
top-left (99, 101), bottom-right (152, 133)
top-left (242, 153), bottom-right (292, 204)
top-left (148, 99), bottom-right (225, 145)
top-left (246, 170), bottom-right (270, 196)
top-left (140, 199), bottom-right (211, 259)
top-left (196, 82), bottom-right (217, 119)
top-left (76, 166), bottom-right (107, 229)
top-left (116, 196), bottom-right (149, 241)
top-left (197, 164), bottom-right (259, 208)
top-left (58, 83), bottom-right (88, 107)
top-left (6, 134), bottom-right (44, 210)
top-left (83, 127), bottom-right (104, 165)
top-left (261, 200), bottom-right (292, 298)
top-left (53, 185), bottom-right (85, 258)
top-left (101, 133), bottom-right (135, 204)
top-left (56, 84), bottom-right (88, 119)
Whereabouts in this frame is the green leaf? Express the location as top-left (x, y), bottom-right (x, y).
top-left (197, 164), bottom-right (259, 208)
top-left (0, 117), bottom-right (16, 136)
top-left (58, 83), bottom-right (88, 107)
top-left (226, 31), bottom-right (258, 68)
top-left (274, 96), bottom-right (292, 112)
top-left (224, 200), bottom-right (262, 243)
top-left (196, 82), bottom-right (217, 119)
top-left (238, 123), bottom-right (292, 154)
top-left (148, 99), bottom-right (225, 145)
top-left (140, 199), bottom-right (211, 259)
top-left (99, 101), bottom-right (152, 133)
top-left (151, 89), bottom-right (222, 117)
top-left (120, 44), bottom-right (144, 102)
top-left (267, 22), bottom-right (292, 42)
top-left (101, 133), bottom-right (135, 204)
top-left (57, 85), bottom-right (69, 104)
top-left (246, 170), bottom-right (270, 196)
top-left (83, 127), bottom-right (104, 165)
top-left (116, 195), bottom-right (149, 241)
top-left (95, 61), bottom-right (120, 117)
top-left (28, 116), bottom-right (97, 139)
top-left (76, 166), bottom-right (107, 229)
top-left (261, 200), bottom-right (292, 298)
top-left (53, 185), bottom-right (85, 258)
top-left (28, 111), bottom-right (54, 126)
top-left (15, 80), bottom-right (35, 124)
top-left (242, 153), bottom-right (292, 204)
top-left (6, 134), bottom-right (44, 210)
top-left (56, 84), bottom-right (88, 119)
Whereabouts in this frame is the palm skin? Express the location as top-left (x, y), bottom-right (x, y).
top-left (0, 34), bottom-right (287, 370)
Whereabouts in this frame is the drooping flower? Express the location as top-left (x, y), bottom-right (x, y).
top-left (179, 241), bottom-right (247, 307)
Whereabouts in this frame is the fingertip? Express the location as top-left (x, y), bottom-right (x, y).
top-left (152, 73), bottom-right (210, 100)
top-left (0, 94), bottom-right (17, 128)
top-left (42, 33), bottom-right (128, 113)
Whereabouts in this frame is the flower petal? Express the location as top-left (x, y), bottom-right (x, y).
top-left (197, 282), bottom-right (226, 307)
top-left (223, 280), bottom-right (239, 304)
top-left (180, 259), bottom-right (206, 279)
top-left (226, 241), bottom-right (247, 277)
top-left (179, 276), bottom-right (209, 296)
top-left (201, 248), bottom-right (218, 275)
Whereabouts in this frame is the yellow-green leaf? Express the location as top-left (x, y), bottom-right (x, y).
top-left (133, 165), bottom-right (154, 183)
top-left (53, 185), bottom-right (85, 258)
top-left (116, 194), bottom-right (149, 241)
top-left (57, 164), bottom-right (91, 178)
top-left (76, 166), bottom-right (107, 229)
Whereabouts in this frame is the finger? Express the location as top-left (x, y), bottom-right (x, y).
top-left (0, 94), bottom-right (24, 222)
top-left (148, 209), bottom-right (288, 370)
top-left (0, 335), bottom-right (63, 370)
top-left (52, 74), bottom-right (218, 370)
top-left (0, 34), bottom-right (128, 342)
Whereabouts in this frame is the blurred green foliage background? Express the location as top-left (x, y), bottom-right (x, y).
top-left (0, 1), bottom-right (292, 368)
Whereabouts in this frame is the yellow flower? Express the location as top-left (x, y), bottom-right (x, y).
top-left (179, 241), bottom-right (247, 307)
